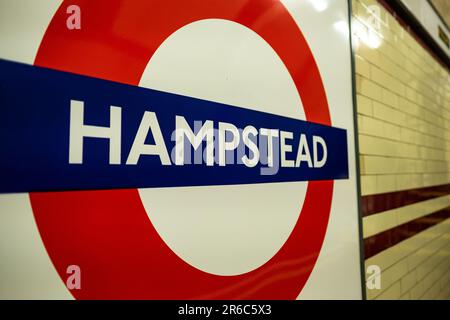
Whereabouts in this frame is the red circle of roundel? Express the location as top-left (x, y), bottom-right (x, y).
top-left (30, 0), bottom-right (334, 299)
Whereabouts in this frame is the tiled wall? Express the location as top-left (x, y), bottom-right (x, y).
top-left (352, 0), bottom-right (450, 299)
top-left (431, 0), bottom-right (450, 28)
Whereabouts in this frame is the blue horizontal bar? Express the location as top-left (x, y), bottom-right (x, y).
top-left (0, 59), bottom-right (348, 193)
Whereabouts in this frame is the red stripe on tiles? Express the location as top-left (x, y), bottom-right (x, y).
top-left (361, 183), bottom-right (450, 217)
top-left (364, 207), bottom-right (450, 259)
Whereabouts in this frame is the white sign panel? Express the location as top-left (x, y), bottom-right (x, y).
top-left (0, 0), bottom-right (363, 299)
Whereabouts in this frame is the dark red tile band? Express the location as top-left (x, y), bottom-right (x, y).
top-left (364, 206), bottom-right (450, 259)
top-left (361, 183), bottom-right (450, 217)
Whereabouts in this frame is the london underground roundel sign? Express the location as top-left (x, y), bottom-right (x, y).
top-left (0, 0), bottom-right (363, 299)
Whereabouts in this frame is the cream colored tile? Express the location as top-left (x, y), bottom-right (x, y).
top-left (400, 271), bottom-right (416, 295)
top-left (356, 94), bottom-right (373, 116)
top-left (374, 281), bottom-right (401, 300)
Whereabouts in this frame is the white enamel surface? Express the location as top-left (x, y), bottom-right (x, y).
top-left (0, 0), bottom-right (363, 298)
top-left (139, 19), bottom-right (306, 119)
top-left (0, 0), bottom-right (62, 64)
top-left (0, 0), bottom-right (73, 299)
top-left (282, 0), bottom-right (363, 299)
top-left (0, 194), bottom-right (73, 299)
top-left (138, 19), bottom-right (307, 276)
